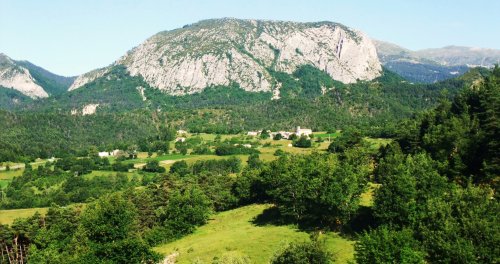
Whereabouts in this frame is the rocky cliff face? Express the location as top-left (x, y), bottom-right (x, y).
top-left (71, 18), bottom-right (382, 94)
top-left (0, 53), bottom-right (48, 98)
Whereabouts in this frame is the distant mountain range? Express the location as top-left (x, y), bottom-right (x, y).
top-left (374, 40), bottom-right (500, 83)
top-left (1, 18), bottom-right (498, 102)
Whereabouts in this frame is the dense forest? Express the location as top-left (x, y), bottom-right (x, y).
top-left (0, 65), bottom-right (483, 162)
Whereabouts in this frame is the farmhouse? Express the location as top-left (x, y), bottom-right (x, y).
top-left (98, 149), bottom-right (121, 157)
top-left (175, 137), bottom-right (186, 143)
top-left (98, 151), bottom-right (110, 157)
top-left (247, 131), bottom-right (260, 136)
top-left (177, 129), bottom-right (187, 135)
top-left (278, 131), bottom-right (293, 139)
top-left (295, 126), bottom-right (312, 137)
top-left (247, 126), bottom-right (312, 139)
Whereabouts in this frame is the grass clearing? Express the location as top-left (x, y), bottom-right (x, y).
top-left (0, 179), bottom-right (11, 188)
top-left (0, 207), bottom-right (49, 225)
top-left (0, 169), bottom-right (23, 180)
top-left (314, 131), bottom-right (341, 139)
top-left (364, 138), bottom-right (392, 150)
top-left (122, 153), bottom-right (187, 165)
top-left (154, 204), bottom-right (355, 263)
top-left (359, 182), bottom-right (381, 207)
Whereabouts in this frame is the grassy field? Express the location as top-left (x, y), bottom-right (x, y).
top-left (359, 182), bottom-right (380, 207)
top-left (0, 180), bottom-right (11, 188)
top-left (0, 169), bottom-right (23, 180)
top-left (364, 138), bottom-right (392, 150)
top-left (155, 204), bottom-right (355, 263)
top-left (0, 207), bottom-right (49, 225)
top-left (0, 169), bottom-right (23, 189)
top-left (314, 131), bottom-right (341, 139)
top-left (83, 170), bottom-right (147, 180)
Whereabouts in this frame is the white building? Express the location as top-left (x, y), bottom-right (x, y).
top-left (247, 131), bottom-right (259, 136)
top-left (98, 149), bottom-right (121, 157)
top-left (98, 151), bottom-right (110, 157)
top-left (177, 129), bottom-right (187, 135)
top-left (295, 126), bottom-right (312, 137)
top-left (175, 137), bottom-right (186, 143)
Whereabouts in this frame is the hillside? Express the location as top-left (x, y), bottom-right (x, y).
top-left (155, 204), bottom-right (355, 263)
top-left (0, 53), bottom-right (75, 100)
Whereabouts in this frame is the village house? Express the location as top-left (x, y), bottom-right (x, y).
top-left (295, 126), bottom-right (312, 137)
top-left (247, 126), bottom-right (312, 139)
top-left (247, 131), bottom-right (260, 136)
top-left (177, 129), bottom-right (187, 135)
top-left (98, 149), bottom-right (121, 157)
top-left (175, 137), bottom-right (186, 143)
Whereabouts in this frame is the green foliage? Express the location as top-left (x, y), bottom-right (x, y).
top-left (29, 206), bottom-right (80, 263)
top-left (327, 130), bottom-right (361, 153)
top-left (1, 163), bottom-right (139, 209)
top-left (355, 227), bottom-right (426, 264)
top-left (170, 160), bottom-right (189, 176)
top-left (0, 110), bottom-right (160, 162)
top-left (293, 135), bottom-right (312, 148)
top-left (395, 65), bottom-right (500, 184)
top-left (215, 144), bottom-right (260, 156)
top-left (74, 193), bottom-right (161, 263)
top-left (142, 160), bottom-right (166, 173)
top-left (271, 235), bottom-right (334, 264)
top-left (16, 60), bottom-right (74, 96)
top-left (0, 86), bottom-right (32, 110)
top-left (247, 153), bottom-right (263, 169)
top-left (260, 130), bottom-right (270, 139)
top-left (373, 153), bottom-right (447, 228)
top-left (417, 185), bottom-right (499, 263)
top-left (161, 186), bottom-right (212, 236)
top-left (261, 150), bottom-right (369, 226)
top-left (192, 157), bottom-right (242, 175)
top-left (273, 133), bottom-right (283, 140)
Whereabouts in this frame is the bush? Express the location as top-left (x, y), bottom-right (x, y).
top-left (170, 160), bottom-right (189, 176)
top-left (215, 144), bottom-right (260, 156)
top-left (142, 160), bottom-right (166, 173)
top-left (272, 235), bottom-right (333, 264)
top-left (293, 135), bottom-right (312, 148)
top-left (274, 149), bottom-right (285, 156)
top-left (355, 227), bottom-right (425, 264)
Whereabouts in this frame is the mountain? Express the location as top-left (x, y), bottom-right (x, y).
top-left (70, 18), bottom-right (382, 94)
top-left (0, 53), bottom-right (75, 99)
top-left (0, 53), bottom-right (48, 98)
top-left (373, 40), bottom-right (499, 83)
top-left (16, 60), bottom-right (75, 96)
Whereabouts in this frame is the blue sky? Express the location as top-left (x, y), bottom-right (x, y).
top-left (1, 0), bottom-right (499, 76)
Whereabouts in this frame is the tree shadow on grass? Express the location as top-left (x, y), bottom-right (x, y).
top-left (341, 205), bottom-right (378, 239)
top-left (251, 206), bottom-right (293, 226)
top-left (251, 204), bottom-right (378, 237)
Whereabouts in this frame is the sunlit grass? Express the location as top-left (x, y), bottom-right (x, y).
top-left (154, 204), bottom-right (355, 263)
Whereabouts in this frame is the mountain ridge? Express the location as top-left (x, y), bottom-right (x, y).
top-left (0, 53), bottom-right (75, 98)
top-left (70, 18), bottom-right (382, 94)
